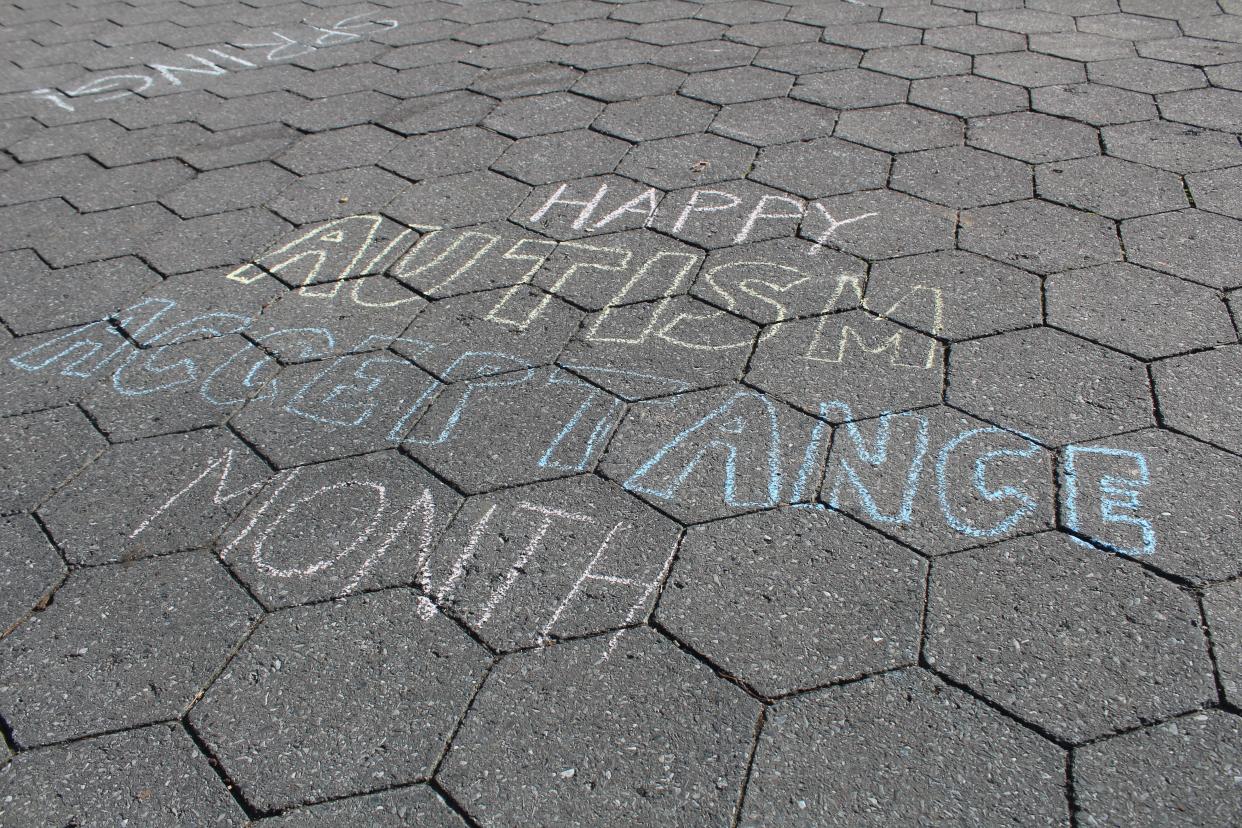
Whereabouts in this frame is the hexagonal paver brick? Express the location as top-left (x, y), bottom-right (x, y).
top-left (976, 52), bottom-right (1086, 88)
top-left (0, 252), bottom-right (162, 336)
top-left (0, 516), bottom-right (64, 636)
top-left (532, 228), bottom-right (703, 310)
top-left (1153, 345), bottom-right (1242, 454)
top-left (1204, 580), bottom-right (1242, 705)
top-left (247, 277), bottom-right (425, 363)
top-left (267, 167), bottom-right (407, 225)
top-left (803, 189), bottom-right (957, 260)
top-left (1074, 711), bottom-right (1242, 827)
top-left (1078, 12), bottom-right (1180, 41)
top-left (1029, 31), bottom-right (1136, 62)
top-left (617, 133), bottom-right (756, 190)
top-left (710, 98), bottom-right (837, 146)
top-left (513, 175), bottom-right (661, 240)
top-left (1185, 166), bottom-right (1242, 220)
top-left (560, 294), bottom-right (758, 397)
top-left (1102, 120), bottom-right (1242, 173)
top-left (1032, 82), bottom-right (1157, 126)
top-left (398, 286), bottom-right (582, 376)
top-left (692, 237), bottom-right (866, 325)
top-left (960, 200), bottom-right (1120, 275)
top-left (978, 8), bottom-right (1074, 33)
top-left (0, 405), bottom-right (103, 515)
top-left (1122, 210), bottom-right (1242, 289)
top-left (380, 127), bottom-right (511, 180)
top-left (791, 68), bottom-right (910, 109)
top-left (866, 250), bottom-right (1042, 341)
top-left (925, 24), bottom-right (1026, 55)
top-left (257, 785), bottom-right (466, 826)
top-left (948, 328), bottom-right (1152, 447)
top-left (0, 725), bottom-right (246, 826)
top-left (492, 130), bottom-right (629, 186)
top-left (191, 590), bottom-right (490, 812)
top-left (1036, 156), bottom-right (1186, 219)
top-left (81, 333), bottom-right (269, 443)
top-left (651, 40), bottom-right (758, 73)
top-left (659, 508), bottom-right (925, 696)
top-left (278, 125), bottom-right (404, 176)
top-left (1059, 429), bottom-right (1242, 584)
top-left (824, 405), bottom-right (1057, 556)
top-left (753, 41), bottom-right (863, 74)
top-left (37, 428), bottom-right (272, 566)
top-left (968, 112), bottom-right (1101, 164)
top-left (594, 94), bottom-right (716, 142)
top-left (141, 208), bottom-right (292, 276)
top-left (572, 65), bottom-right (687, 102)
top-left (219, 452), bottom-right (463, 609)
top-left (891, 146), bottom-right (1031, 209)
top-left (600, 385), bottom-right (830, 523)
top-left (750, 138), bottom-right (889, 200)
top-left (380, 91), bottom-right (496, 136)
top-left (1046, 263), bottom-right (1234, 359)
top-left (748, 309), bottom-right (944, 420)
top-left (822, 22), bottom-right (921, 50)
top-left (231, 351), bottom-right (437, 469)
top-left (0, 551), bottom-right (258, 746)
top-left (679, 66), bottom-right (792, 104)
top-left (161, 162), bottom-right (296, 219)
top-left (651, 179), bottom-right (807, 249)
top-left (421, 475), bottom-right (680, 651)
top-left (910, 75), bottom-right (1029, 118)
top-left (740, 669), bottom-right (1068, 827)
top-left (403, 365), bottom-right (625, 492)
top-left (392, 223), bottom-right (555, 297)
top-left (860, 45), bottom-right (971, 79)
top-left (926, 532), bottom-right (1216, 743)
top-left (1137, 36), bottom-right (1242, 67)
top-left (1088, 57), bottom-right (1207, 94)
top-left (438, 628), bottom-right (760, 827)
top-left (834, 104), bottom-right (964, 154)
top-left (483, 92), bottom-right (603, 138)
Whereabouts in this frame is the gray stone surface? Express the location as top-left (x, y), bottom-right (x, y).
top-left (1074, 711), bottom-right (1242, 828)
top-left (948, 327), bottom-right (1152, 447)
top-left (438, 628), bottom-right (761, 827)
top-left (741, 669), bottom-right (1068, 827)
top-left (0, 405), bottom-right (104, 514)
top-left (1204, 580), bottom-right (1242, 706)
top-left (1, 0), bottom-right (1240, 818)
top-left (1153, 345), bottom-right (1242, 454)
top-left (191, 589), bottom-right (490, 812)
top-left (422, 474), bottom-right (679, 650)
top-left (220, 451), bottom-right (463, 609)
top-left (748, 309), bottom-right (945, 420)
top-left (825, 405), bottom-right (1056, 555)
top-left (0, 551), bottom-right (258, 746)
top-left (403, 365), bottom-right (625, 492)
top-left (926, 532), bottom-right (1216, 743)
top-left (1047, 264), bottom-right (1234, 359)
top-left (959, 200), bottom-right (1121, 275)
top-left (38, 428), bottom-right (272, 565)
top-left (865, 250), bottom-right (1042, 341)
top-left (1058, 429), bottom-right (1242, 584)
top-left (1122, 210), bottom-right (1242, 290)
top-left (0, 724), bottom-right (247, 826)
top-left (659, 508), bottom-right (925, 696)
top-left (599, 384), bottom-right (830, 523)
top-left (259, 785), bottom-right (467, 826)
top-left (0, 515), bottom-right (65, 636)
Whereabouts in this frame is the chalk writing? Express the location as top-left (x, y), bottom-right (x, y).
top-left (30, 13), bottom-right (399, 112)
